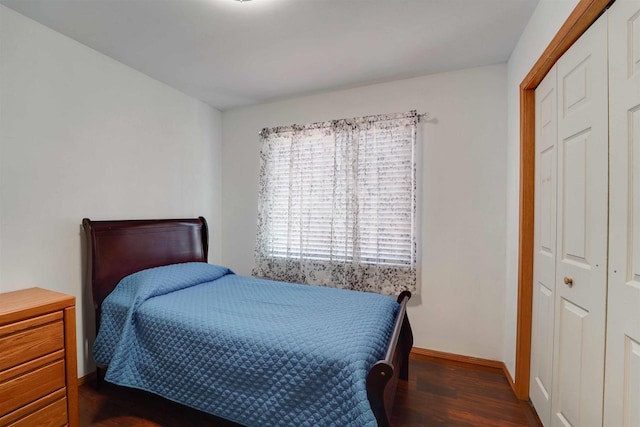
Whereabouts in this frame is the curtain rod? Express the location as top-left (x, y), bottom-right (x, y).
top-left (258, 110), bottom-right (429, 136)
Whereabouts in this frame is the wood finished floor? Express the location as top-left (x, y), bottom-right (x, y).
top-left (79, 354), bottom-right (542, 426)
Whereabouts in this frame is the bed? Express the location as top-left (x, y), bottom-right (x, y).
top-left (82, 217), bottom-right (413, 427)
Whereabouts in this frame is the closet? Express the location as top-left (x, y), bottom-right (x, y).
top-left (530, 1), bottom-right (640, 426)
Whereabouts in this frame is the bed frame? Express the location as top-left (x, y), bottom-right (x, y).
top-left (82, 217), bottom-right (413, 427)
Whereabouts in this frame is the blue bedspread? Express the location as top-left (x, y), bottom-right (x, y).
top-left (93, 262), bottom-right (399, 426)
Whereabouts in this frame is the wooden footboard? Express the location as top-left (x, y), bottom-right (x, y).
top-left (367, 291), bottom-right (413, 427)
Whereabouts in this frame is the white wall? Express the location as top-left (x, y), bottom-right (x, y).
top-left (503, 0), bottom-right (580, 378)
top-left (0, 5), bottom-right (223, 377)
top-left (222, 64), bottom-right (508, 361)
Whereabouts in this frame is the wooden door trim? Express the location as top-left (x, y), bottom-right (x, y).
top-left (515, 0), bottom-right (611, 400)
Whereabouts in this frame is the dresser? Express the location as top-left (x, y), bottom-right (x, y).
top-left (0, 288), bottom-right (78, 427)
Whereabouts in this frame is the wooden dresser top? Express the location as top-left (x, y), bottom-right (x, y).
top-left (0, 288), bottom-right (75, 325)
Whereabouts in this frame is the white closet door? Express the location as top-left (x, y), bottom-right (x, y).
top-left (531, 66), bottom-right (558, 427)
top-left (552, 11), bottom-right (608, 427)
top-left (605, 1), bottom-right (640, 425)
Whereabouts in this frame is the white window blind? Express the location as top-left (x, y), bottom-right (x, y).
top-left (253, 111), bottom-right (417, 295)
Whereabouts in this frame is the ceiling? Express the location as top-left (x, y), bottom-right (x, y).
top-left (1, 0), bottom-right (539, 111)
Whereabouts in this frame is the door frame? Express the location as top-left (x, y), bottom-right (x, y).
top-left (514, 0), bottom-right (611, 400)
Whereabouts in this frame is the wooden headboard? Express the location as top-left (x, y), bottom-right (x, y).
top-left (82, 217), bottom-right (209, 326)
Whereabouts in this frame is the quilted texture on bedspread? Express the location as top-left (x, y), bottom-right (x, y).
top-left (93, 262), bottom-right (399, 426)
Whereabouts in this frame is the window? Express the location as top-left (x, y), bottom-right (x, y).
top-left (253, 111), bottom-right (417, 295)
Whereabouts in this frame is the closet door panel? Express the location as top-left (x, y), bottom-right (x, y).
top-left (553, 12), bottom-right (608, 427)
top-left (531, 67), bottom-right (558, 427)
top-left (556, 298), bottom-right (588, 424)
top-left (605, 1), bottom-right (640, 425)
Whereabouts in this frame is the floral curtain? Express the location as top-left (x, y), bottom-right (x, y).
top-left (252, 111), bottom-right (418, 296)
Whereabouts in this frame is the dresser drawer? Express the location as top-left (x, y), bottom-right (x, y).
top-left (0, 359), bottom-right (66, 415)
top-left (7, 396), bottom-right (67, 427)
top-left (0, 387), bottom-right (67, 426)
top-left (0, 312), bottom-right (64, 371)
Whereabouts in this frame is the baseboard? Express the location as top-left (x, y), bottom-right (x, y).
top-left (77, 371), bottom-right (95, 386)
top-left (410, 347), bottom-right (503, 368)
top-left (410, 347), bottom-right (518, 395)
top-left (501, 363), bottom-right (518, 396)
